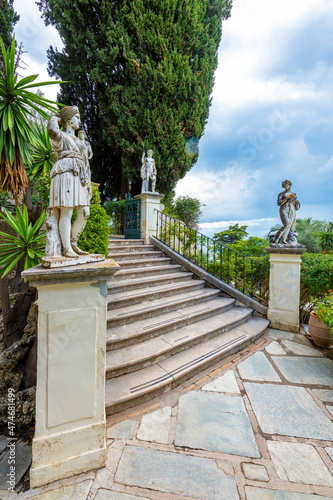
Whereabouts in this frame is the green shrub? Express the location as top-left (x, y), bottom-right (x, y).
top-left (301, 253), bottom-right (333, 297)
top-left (76, 186), bottom-right (109, 256)
top-left (104, 199), bottom-right (125, 234)
top-left (300, 253), bottom-right (333, 322)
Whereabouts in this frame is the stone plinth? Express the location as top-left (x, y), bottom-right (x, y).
top-left (134, 192), bottom-right (164, 244)
top-left (266, 247), bottom-right (306, 333)
top-left (22, 259), bottom-right (120, 488)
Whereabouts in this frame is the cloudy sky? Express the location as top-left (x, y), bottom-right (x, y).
top-left (12, 0), bottom-right (333, 238)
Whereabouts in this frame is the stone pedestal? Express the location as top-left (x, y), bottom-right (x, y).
top-left (22, 259), bottom-right (120, 488)
top-left (135, 192), bottom-right (164, 244)
top-left (266, 248), bottom-right (306, 333)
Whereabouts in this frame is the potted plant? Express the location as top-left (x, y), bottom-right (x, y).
top-left (308, 291), bottom-right (333, 348)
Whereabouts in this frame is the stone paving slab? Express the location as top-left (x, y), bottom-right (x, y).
top-left (237, 351), bottom-right (281, 382)
top-left (325, 447), bottom-right (333, 461)
top-left (245, 486), bottom-right (333, 499)
top-left (175, 391), bottom-right (260, 457)
top-left (107, 420), bottom-right (137, 440)
top-left (281, 339), bottom-right (323, 356)
top-left (242, 463), bottom-right (269, 481)
top-left (271, 356), bottom-right (333, 385)
top-left (201, 369), bottom-right (240, 393)
top-left (326, 405), bottom-right (333, 417)
top-left (24, 479), bottom-right (93, 499)
top-left (267, 330), bottom-right (311, 346)
top-left (115, 445), bottom-right (239, 500)
top-left (267, 440), bottom-right (333, 487)
top-left (95, 491), bottom-right (149, 500)
top-left (265, 341), bottom-right (286, 355)
top-left (137, 406), bottom-right (171, 444)
top-left (244, 383), bottom-right (333, 440)
top-left (312, 389), bottom-right (333, 402)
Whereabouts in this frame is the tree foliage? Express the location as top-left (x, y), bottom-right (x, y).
top-left (168, 195), bottom-right (203, 229)
top-left (213, 223), bottom-right (249, 245)
top-left (0, 0), bottom-right (19, 73)
top-left (37, 0), bottom-right (232, 200)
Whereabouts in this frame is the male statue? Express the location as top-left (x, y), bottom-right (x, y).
top-left (46, 106), bottom-right (92, 258)
top-left (141, 148), bottom-right (157, 193)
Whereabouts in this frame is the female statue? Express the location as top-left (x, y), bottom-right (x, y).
top-left (46, 106), bottom-right (92, 258)
top-left (271, 180), bottom-right (301, 246)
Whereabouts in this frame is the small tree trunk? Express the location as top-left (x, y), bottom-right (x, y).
top-left (0, 275), bottom-right (11, 326)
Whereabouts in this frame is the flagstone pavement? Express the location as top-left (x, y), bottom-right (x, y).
top-left (5, 327), bottom-right (333, 500)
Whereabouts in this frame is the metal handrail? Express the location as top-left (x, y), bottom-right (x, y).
top-left (156, 211), bottom-right (269, 304)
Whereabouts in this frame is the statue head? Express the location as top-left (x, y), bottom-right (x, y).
top-left (147, 149), bottom-right (153, 157)
top-left (57, 106), bottom-right (80, 129)
top-left (78, 130), bottom-right (86, 140)
top-left (282, 179), bottom-right (292, 189)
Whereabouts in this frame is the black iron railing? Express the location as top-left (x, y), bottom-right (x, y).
top-left (156, 211), bottom-right (269, 304)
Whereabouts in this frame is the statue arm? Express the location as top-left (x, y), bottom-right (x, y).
top-left (47, 116), bottom-right (61, 141)
top-left (87, 143), bottom-right (93, 160)
top-left (142, 151), bottom-right (145, 164)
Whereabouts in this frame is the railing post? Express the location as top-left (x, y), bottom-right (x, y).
top-left (266, 247), bottom-right (306, 332)
top-left (22, 260), bottom-right (120, 488)
top-left (134, 192), bottom-right (164, 244)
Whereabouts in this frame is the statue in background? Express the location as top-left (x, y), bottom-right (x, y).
top-left (45, 106), bottom-right (92, 260)
top-left (141, 147), bottom-right (157, 193)
top-left (271, 180), bottom-right (304, 248)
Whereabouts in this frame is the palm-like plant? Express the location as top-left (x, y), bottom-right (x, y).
top-left (0, 37), bottom-right (61, 204)
top-left (26, 122), bottom-right (55, 181)
top-left (0, 205), bottom-right (46, 276)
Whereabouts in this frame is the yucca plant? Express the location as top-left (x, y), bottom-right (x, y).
top-left (26, 121), bottom-right (55, 181)
top-left (0, 205), bottom-right (46, 276)
top-left (0, 36), bottom-right (62, 204)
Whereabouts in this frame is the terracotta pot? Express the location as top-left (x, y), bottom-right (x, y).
top-left (308, 312), bottom-right (333, 348)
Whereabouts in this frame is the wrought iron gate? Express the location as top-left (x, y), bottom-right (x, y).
top-left (124, 194), bottom-right (141, 239)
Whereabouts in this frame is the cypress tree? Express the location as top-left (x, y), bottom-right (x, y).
top-left (0, 0), bottom-right (20, 71)
top-left (38, 0), bottom-right (232, 200)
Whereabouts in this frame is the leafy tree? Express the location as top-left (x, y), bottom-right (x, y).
top-left (317, 222), bottom-right (333, 254)
top-left (213, 223), bottom-right (249, 245)
top-left (229, 236), bottom-right (269, 257)
top-left (168, 195), bottom-right (203, 229)
top-left (37, 0), bottom-right (232, 200)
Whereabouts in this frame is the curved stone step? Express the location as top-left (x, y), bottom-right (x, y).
top-left (115, 264), bottom-right (182, 280)
top-left (107, 271), bottom-right (194, 294)
top-left (106, 307), bottom-right (253, 378)
top-left (114, 257), bottom-right (171, 269)
top-left (107, 279), bottom-right (205, 310)
top-left (107, 288), bottom-right (221, 327)
top-left (108, 250), bottom-right (164, 261)
top-left (105, 316), bottom-right (270, 414)
top-left (107, 297), bottom-right (235, 350)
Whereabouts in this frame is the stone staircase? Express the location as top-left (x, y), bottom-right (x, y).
top-left (105, 238), bottom-right (269, 414)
